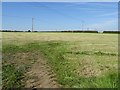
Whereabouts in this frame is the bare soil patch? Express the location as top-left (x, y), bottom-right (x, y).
top-left (24, 57), bottom-right (61, 88)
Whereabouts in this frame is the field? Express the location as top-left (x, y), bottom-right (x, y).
top-left (2, 32), bottom-right (118, 89)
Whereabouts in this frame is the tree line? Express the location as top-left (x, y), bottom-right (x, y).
top-left (1, 30), bottom-right (120, 34)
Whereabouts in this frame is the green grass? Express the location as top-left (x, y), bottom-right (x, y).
top-left (25, 41), bottom-right (118, 88)
top-left (2, 64), bottom-right (24, 89)
top-left (2, 44), bottom-right (41, 89)
top-left (2, 32), bottom-right (118, 88)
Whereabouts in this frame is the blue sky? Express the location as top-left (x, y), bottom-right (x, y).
top-left (2, 2), bottom-right (118, 31)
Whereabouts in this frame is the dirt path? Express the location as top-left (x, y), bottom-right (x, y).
top-left (25, 57), bottom-right (60, 88)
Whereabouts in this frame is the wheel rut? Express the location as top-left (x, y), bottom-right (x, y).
top-left (25, 57), bottom-right (60, 88)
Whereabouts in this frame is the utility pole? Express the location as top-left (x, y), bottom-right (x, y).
top-left (87, 27), bottom-right (89, 31)
top-left (32, 18), bottom-right (34, 32)
top-left (82, 20), bottom-right (84, 31)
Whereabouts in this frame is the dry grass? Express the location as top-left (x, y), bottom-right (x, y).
top-left (2, 32), bottom-right (118, 88)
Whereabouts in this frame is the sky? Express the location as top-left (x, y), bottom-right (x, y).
top-left (2, 2), bottom-right (118, 31)
top-left (2, 0), bottom-right (120, 2)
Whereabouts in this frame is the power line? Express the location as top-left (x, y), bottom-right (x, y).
top-left (2, 15), bottom-right (63, 31)
top-left (2, 3), bottom-right (87, 31)
top-left (3, 14), bottom-right (87, 31)
top-left (27, 3), bottom-right (84, 22)
top-left (27, 3), bottom-right (87, 31)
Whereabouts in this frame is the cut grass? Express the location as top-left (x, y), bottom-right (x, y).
top-left (33, 41), bottom-right (118, 88)
top-left (2, 32), bottom-right (118, 88)
top-left (66, 51), bottom-right (118, 56)
top-left (18, 41), bottom-right (118, 88)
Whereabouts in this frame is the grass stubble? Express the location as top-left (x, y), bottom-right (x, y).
top-left (2, 32), bottom-right (118, 89)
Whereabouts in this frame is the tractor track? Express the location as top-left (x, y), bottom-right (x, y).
top-left (25, 57), bottom-right (61, 88)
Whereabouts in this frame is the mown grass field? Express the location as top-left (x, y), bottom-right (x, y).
top-left (2, 32), bottom-right (118, 89)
